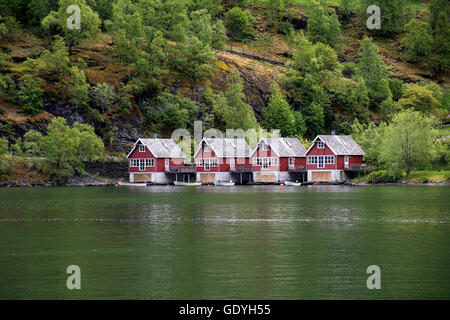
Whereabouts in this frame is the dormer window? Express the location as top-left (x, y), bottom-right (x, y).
top-left (204, 144), bottom-right (211, 152)
top-left (261, 143), bottom-right (268, 151)
top-left (317, 141), bottom-right (324, 149)
top-left (139, 145), bottom-right (145, 152)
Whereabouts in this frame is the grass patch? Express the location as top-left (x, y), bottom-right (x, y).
top-left (353, 170), bottom-right (450, 183)
top-left (406, 171), bottom-right (450, 183)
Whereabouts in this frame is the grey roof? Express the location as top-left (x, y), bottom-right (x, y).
top-left (263, 137), bottom-right (307, 157)
top-left (317, 135), bottom-right (365, 155)
top-left (138, 139), bottom-right (186, 158)
top-left (202, 138), bottom-right (251, 158)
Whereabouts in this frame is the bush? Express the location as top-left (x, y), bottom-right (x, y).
top-left (367, 170), bottom-right (400, 183)
top-left (342, 63), bottom-right (356, 78)
top-left (224, 7), bottom-right (254, 40)
top-left (17, 81), bottom-right (43, 116)
top-left (91, 83), bottom-right (116, 112)
top-left (0, 136), bottom-right (8, 155)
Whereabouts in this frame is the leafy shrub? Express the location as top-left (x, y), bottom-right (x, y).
top-left (17, 81), bottom-right (43, 116)
top-left (91, 83), bottom-right (116, 112)
top-left (0, 136), bottom-right (8, 155)
top-left (367, 170), bottom-right (400, 183)
top-left (224, 7), bottom-right (254, 40)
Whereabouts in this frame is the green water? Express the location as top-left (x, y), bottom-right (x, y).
top-left (0, 185), bottom-right (449, 299)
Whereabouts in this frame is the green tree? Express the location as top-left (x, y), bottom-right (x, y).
top-left (397, 83), bottom-right (440, 114)
top-left (401, 19), bottom-right (434, 64)
top-left (91, 83), bottom-right (115, 112)
top-left (41, 117), bottom-right (104, 178)
top-left (40, 36), bottom-right (70, 79)
top-left (68, 66), bottom-right (90, 109)
top-left (214, 70), bottom-right (257, 130)
top-left (18, 80), bottom-right (43, 116)
top-left (429, 0), bottom-right (450, 30)
top-left (191, 0), bottom-right (223, 18)
top-left (355, 37), bottom-right (391, 107)
top-left (433, 11), bottom-right (450, 72)
top-left (170, 36), bottom-right (215, 91)
top-left (22, 130), bottom-right (43, 157)
top-left (381, 109), bottom-right (437, 175)
top-left (351, 119), bottom-right (386, 167)
top-left (263, 85), bottom-right (295, 137)
top-left (306, 0), bottom-right (342, 47)
top-left (362, 0), bottom-right (407, 36)
top-left (0, 136), bottom-right (8, 155)
top-left (42, 0), bottom-right (101, 55)
top-left (224, 6), bottom-right (254, 40)
top-left (379, 97), bottom-right (395, 121)
top-left (143, 93), bottom-right (191, 132)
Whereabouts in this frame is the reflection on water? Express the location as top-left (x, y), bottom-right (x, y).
top-left (0, 185), bottom-right (449, 299)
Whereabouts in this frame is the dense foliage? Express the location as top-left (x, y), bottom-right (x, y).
top-left (0, 0), bottom-right (448, 179)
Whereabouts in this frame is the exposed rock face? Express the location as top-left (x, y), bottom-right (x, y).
top-left (214, 51), bottom-right (283, 117)
top-left (43, 99), bottom-right (86, 125)
top-left (84, 160), bottom-right (129, 180)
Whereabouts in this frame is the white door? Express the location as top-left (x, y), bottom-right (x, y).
top-left (230, 158), bottom-right (235, 171)
top-left (344, 156), bottom-right (349, 168)
top-left (165, 158), bottom-right (169, 171)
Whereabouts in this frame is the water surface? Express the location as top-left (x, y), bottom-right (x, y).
top-left (0, 185), bottom-right (449, 299)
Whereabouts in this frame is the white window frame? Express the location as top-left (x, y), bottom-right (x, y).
top-left (344, 155), bottom-right (349, 167)
top-left (317, 141), bottom-right (324, 149)
top-left (204, 144), bottom-right (211, 152)
top-left (261, 143), bottom-right (268, 151)
top-left (289, 158), bottom-right (295, 166)
top-left (139, 145), bottom-right (145, 152)
top-left (130, 159), bottom-right (139, 167)
top-left (318, 156), bottom-right (324, 168)
top-left (262, 157), bottom-right (269, 170)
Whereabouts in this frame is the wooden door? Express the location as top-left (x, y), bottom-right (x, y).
top-left (311, 171), bottom-right (331, 182)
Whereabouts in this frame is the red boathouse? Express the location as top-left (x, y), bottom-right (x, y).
top-left (305, 135), bottom-right (365, 182)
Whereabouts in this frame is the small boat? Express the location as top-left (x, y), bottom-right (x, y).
top-left (284, 181), bottom-right (301, 186)
top-left (214, 181), bottom-right (235, 186)
top-left (118, 182), bottom-right (148, 187)
top-left (174, 181), bottom-right (201, 186)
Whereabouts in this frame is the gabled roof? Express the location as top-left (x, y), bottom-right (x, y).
top-left (250, 137), bottom-right (307, 157)
top-left (306, 135), bottom-right (365, 156)
top-left (127, 138), bottom-right (186, 158)
top-left (194, 138), bottom-right (251, 158)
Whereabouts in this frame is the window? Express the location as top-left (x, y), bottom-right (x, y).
top-left (318, 156), bottom-right (324, 168)
top-left (308, 156), bottom-right (318, 164)
top-left (324, 156), bottom-right (335, 165)
top-left (130, 159), bottom-right (139, 167)
top-left (261, 143), bottom-right (268, 151)
top-left (204, 144), bottom-right (211, 152)
top-left (317, 141), bottom-right (324, 149)
top-left (139, 145), bottom-right (145, 152)
top-left (145, 159), bottom-right (155, 167)
top-left (289, 158), bottom-right (295, 166)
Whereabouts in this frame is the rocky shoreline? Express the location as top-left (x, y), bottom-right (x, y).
top-left (0, 174), bottom-right (113, 188)
top-left (1, 178), bottom-right (449, 188)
